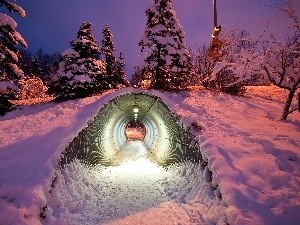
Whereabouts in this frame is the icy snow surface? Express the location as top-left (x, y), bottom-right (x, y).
top-left (0, 86), bottom-right (299, 225)
top-left (46, 141), bottom-right (225, 225)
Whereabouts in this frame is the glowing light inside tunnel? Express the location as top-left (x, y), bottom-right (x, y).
top-left (133, 107), bottom-right (139, 113)
top-left (103, 157), bottom-right (167, 177)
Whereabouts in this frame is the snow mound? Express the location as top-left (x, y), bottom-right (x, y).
top-left (0, 86), bottom-right (299, 224)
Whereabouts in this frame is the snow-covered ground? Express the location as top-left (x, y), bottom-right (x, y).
top-left (0, 86), bottom-right (299, 225)
top-left (46, 141), bottom-right (225, 224)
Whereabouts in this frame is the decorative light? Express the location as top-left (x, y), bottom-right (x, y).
top-left (134, 107), bottom-right (139, 113)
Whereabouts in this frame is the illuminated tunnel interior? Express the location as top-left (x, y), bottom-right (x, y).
top-left (59, 91), bottom-right (204, 168)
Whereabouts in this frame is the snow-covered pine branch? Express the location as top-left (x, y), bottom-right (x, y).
top-left (0, 0), bottom-right (27, 116)
top-left (0, 0), bottom-right (25, 17)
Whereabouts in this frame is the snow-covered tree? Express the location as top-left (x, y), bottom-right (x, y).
top-left (262, 33), bottom-right (299, 120)
top-left (34, 49), bottom-right (60, 83)
top-left (138, 0), bottom-right (191, 90)
top-left (102, 24), bottom-right (116, 79)
top-left (211, 0), bottom-right (300, 119)
top-left (199, 29), bottom-right (258, 94)
top-left (101, 25), bottom-right (130, 88)
top-left (114, 52), bottom-right (130, 87)
top-left (0, 0), bottom-right (27, 115)
top-left (48, 22), bottom-right (108, 101)
top-left (262, 0), bottom-right (300, 120)
top-left (132, 65), bottom-right (154, 89)
top-left (31, 54), bottom-right (42, 77)
top-left (190, 43), bottom-right (214, 87)
top-left (18, 49), bottom-right (32, 77)
top-left (17, 48), bottom-right (60, 82)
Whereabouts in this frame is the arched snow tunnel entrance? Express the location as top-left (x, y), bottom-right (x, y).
top-left (59, 90), bottom-right (203, 167)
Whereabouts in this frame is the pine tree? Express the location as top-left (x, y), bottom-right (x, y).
top-left (31, 55), bottom-right (42, 77)
top-left (138, 0), bottom-right (191, 90)
top-left (18, 49), bottom-right (32, 77)
top-left (115, 52), bottom-right (130, 87)
top-left (102, 24), bottom-right (116, 81)
top-left (0, 0), bottom-right (27, 115)
top-left (101, 24), bottom-right (130, 88)
top-left (48, 22), bottom-right (107, 101)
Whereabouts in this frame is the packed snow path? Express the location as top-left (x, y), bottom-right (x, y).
top-left (46, 141), bottom-right (226, 224)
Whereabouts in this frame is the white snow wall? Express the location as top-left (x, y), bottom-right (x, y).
top-left (59, 91), bottom-right (203, 167)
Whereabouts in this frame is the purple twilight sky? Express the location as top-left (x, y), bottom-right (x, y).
top-left (10, 0), bottom-right (300, 77)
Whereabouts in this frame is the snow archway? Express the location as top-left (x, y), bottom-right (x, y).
top-left (59, 89), bottom-right (203, 167)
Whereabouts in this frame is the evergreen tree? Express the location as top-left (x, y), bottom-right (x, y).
top-left (132, 65), bottom-right (153, 89)
top-left (101, 24), bottom-right (130, 88)
top-left (138, 0), bottom-right (191, 90)
top-left (114, 52), bottom-right (130, 87)
top-left (31, 55), bottom-right (42, 77)
top-left (0, 0), bottom-right (27, 115)
top-left (36, 50), bottom-right (60, 83)
top-left (102, 24), bottom-right (116, 80)
top-left (18, 49), bottom-right (60, 83)
top-left (48, 22), bottom-right (107, 101)
top-left (18, 49), bottom-right (32, 77)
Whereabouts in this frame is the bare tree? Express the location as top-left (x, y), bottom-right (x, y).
top-left (262, 32), bottom-right (299, 120)
top-left (262, 0), bottom-right (300, 120)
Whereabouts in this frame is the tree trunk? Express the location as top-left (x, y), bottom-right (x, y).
top-left (153, 44), bottom-right (161, 90)
top-left (281, 89), bottom-right (296, 120)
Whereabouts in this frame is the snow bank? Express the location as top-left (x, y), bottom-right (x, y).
top-left (166, 86), bottom-right (300, 225)
top-left (0, 86), bottom-right (299, 224)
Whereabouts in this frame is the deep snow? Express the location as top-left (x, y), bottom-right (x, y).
top-left (46, 141), bottom-right (226, 224)
top-left (0, 86), bottom-right (299, 225)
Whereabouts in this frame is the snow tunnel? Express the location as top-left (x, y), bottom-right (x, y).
top-left (59, 90), bottom-right (203, 168)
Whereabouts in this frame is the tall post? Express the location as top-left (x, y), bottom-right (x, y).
top-left (213, 0), bottom-right (217, 29)
top-left (208, 0), bottom-right (222, 61)
top-left (212, 0), bottom-right (221, 38)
